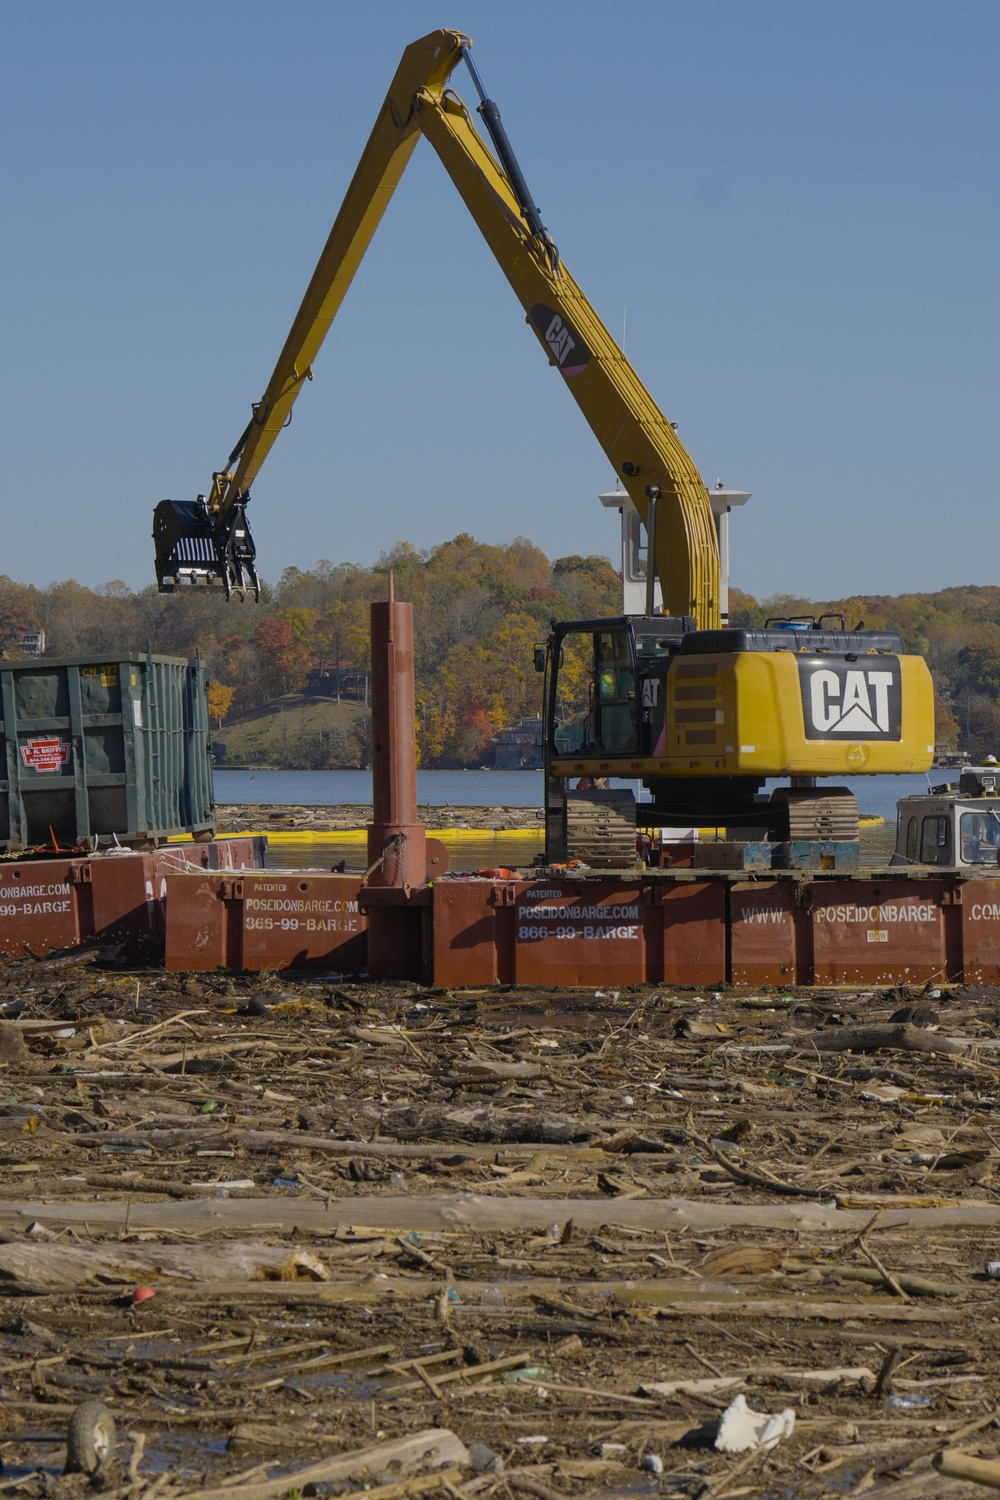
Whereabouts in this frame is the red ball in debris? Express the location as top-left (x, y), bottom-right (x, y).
top-left (131, 1285), bottom-right (156, 1305)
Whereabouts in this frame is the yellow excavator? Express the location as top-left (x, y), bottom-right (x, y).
top-left (152, 29), bottom-right (935, 865)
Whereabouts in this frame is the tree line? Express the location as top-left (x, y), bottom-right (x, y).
top-left (0, 537), bottom-right (619, 768)
top-left (0, 547), bottom-right (989, 765)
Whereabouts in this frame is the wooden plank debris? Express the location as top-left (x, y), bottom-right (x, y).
top-left (0, 954), bottom-right (998, 1495)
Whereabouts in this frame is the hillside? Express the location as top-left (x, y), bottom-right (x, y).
top-left (0, 535), bottom-right (620, 768)
top-left (213, 695), bottom-right (370, 769)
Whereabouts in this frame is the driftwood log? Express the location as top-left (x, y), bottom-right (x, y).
top-left (0, 1241), bottom-right (329, 1289)
top-left (793, 1023), bottom-right (968, 1056)
top-left (4, 1194), bottom-right (1000, 1236)
top-left (170, 1429), bottom-right (470, 1500)
top-left (935, 1449), bottom-right (1000, 1489)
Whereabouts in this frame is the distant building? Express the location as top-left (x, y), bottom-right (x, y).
top-left (934, 743), bottom-right (969, 769)
top-left (494, 714), bottom-right (544, 769)
top-left (19, 631), bottom-right (45, 657)
top-left (305, 662), bottom-right (369, 701)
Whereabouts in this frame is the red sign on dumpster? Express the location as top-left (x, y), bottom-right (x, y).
top-left (20, 737), bottom-right (72, 772)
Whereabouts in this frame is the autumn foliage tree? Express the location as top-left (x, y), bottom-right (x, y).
top-left (250, 617), bottom-right (302, 699)
top-left (207, 680), bottom-right (235, 729)
top-left (315, 601), bottom-right (369, 700)
top-left (14, 540), bottom-right (1000, 767)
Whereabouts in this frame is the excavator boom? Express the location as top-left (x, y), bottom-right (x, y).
top-left (153, 29), bottom-right (720, 625)
top-left (152, 31), bottom-right (935, 859)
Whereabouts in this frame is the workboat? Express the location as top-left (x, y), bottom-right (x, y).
top-left (891, 764), bottom-right (1000, 870)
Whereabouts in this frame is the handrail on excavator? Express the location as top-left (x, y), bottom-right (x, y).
top-left (152, 30), bottom-right (720, 627)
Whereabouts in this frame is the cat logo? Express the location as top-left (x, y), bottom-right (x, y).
top-left (798, 655), bottom-right (902, 740)
top-left (528, 303), bottom-right (592, 378)
top-left (545, 314), bottom-right (576, 367)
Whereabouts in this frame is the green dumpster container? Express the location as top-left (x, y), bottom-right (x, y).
top-left (0, 653), bottom-right (215, 850)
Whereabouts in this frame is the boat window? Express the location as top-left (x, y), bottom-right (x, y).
top-left (920, 815), bottom-right (951, 865)
top-left (905, 816), bottom-right (917, 862)
top-left (960, 811), bottom-right (1000, 865)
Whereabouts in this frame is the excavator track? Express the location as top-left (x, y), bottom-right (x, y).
top-left (769, 786), bottom-right (859, 841)
top-left (565, 789), bottom-right (636, 868)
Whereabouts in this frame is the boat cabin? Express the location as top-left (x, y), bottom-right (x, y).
top-left (892, 765), bottom-right (1000, 870)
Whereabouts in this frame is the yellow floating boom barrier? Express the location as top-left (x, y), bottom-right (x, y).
top-left (171, 827), bottom-right (543, 845)
top-left (173, 817), bottom-right (883, 846)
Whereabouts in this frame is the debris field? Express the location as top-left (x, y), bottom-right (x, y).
top-left (0, 955), bottom-right (998, 1497)
top-left (217, 804), bottom-right (545, 834)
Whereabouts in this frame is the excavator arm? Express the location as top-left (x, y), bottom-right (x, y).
top-left (153, 29), bottom-right (720, 626)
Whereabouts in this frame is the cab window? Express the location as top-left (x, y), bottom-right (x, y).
top-left (960, 811), bottom-right (1000, 865)
top-left (594, 630), bottom-right (638, 752)
top-left (905, 816), bottom-right (917, 862)
top-left (920, 816), bottom-right (951, 865)
top-left (551, 633), bottom-right (592, 754)
top-left (551, 628), bottom-right (637, 756)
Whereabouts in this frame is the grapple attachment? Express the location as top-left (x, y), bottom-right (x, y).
top-left (153, 495), bottom-right (259, 600)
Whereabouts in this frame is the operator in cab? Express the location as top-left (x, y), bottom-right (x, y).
top-left (961, 810), bottom-right (1000, 864)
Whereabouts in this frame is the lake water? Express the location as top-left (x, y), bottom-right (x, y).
top-left (214, 767), bottom-right (540, 809)
top-left (214, 767), bottom-right (938, 822)
top-left (213, 769), bottom-right (550, 872)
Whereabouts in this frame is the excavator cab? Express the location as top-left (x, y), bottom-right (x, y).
top-left (553, 625), bottom-right (638, 757)
top-left (550, 617), bottom-right (695, 761)
top-left (545, 614), bottom-right (935, 861)
top-left (153, 495), bottom-right (259, 601)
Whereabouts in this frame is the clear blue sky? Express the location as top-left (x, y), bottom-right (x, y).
top-left (1, 1), bottom-right (996, 601)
